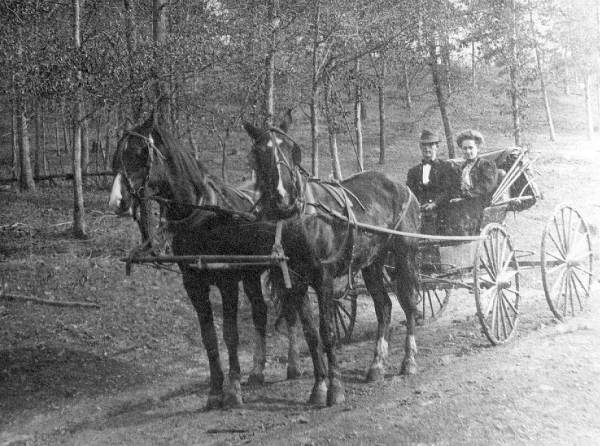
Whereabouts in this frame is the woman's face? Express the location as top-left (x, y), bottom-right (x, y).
top-left (461, 139), bottom-right (479, 160)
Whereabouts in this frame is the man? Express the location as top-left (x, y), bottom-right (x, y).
top-left (406, 129), bottom-right (456, 234)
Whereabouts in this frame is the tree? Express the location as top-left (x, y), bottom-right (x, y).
top-left (72, 0), bottom-right (86, 238)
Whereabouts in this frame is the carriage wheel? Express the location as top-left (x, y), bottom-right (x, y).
top-left (384, 263), bottom-right (450, 324)
top-left (541, 204), bottom-right (593, 321)
top-left (473, 223), bottom-right (520, 345)
top-left (333, 287), bottom-right (358, 344)
top-left (416, 286), bottom-right (451, 324)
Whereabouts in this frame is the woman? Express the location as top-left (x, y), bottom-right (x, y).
top-left (446, 130), bottom-right (498, 235)
top-left (457, 130), bottom-right (497, 202)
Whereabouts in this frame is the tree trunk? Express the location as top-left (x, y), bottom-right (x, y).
top-left (72, 0), bottom-right (86, 238)
top-left (378, 58), bottom-right (386, 165)
top-left (153, 0), bottom-right (170, 124)
top-left (11, 100), bottom-right (18, 181)
top-left (530, 10), bottom-right (555, 142)
top-left (429, 42), bottom-right (455, 158)
top-left (34, 100), bottom-right (41, 178)
top-left (509, 0), bottom-right (522, 146)
top-left (17, 96), bottom-right (35, 192)
top-left (324, 76), bottom-right (342, 180)
top-left (310, 0), bottom-right (320, 177)
top-left (81, 116), bottom-right (89, 177)
top-left (585, 72), bottom-right (594, 140)
top-left (263, 0), bottom-right (279, 127)
top-left (55, 110), bottom-right (63, 173)
top-left (403, 62), bottom-right (412, 111)
top-left (354, 58), bottom-right (364, 172)
top-left (104, 106), bottom-right (112, 172)
top-left (41, 103), bottom-right (48, 175)
top-left (124, 0), bottom-right (142, 121)
top-left (471, 40), bottom-right (476, 88)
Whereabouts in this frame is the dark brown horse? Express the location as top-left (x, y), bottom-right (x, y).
top-left (244, 121), bottom-right (421, 406)
top-left (108, 117), bottom-right (302, 409)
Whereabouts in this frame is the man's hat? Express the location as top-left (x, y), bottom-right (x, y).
top-left (420, 129), bottom-right (440, 144)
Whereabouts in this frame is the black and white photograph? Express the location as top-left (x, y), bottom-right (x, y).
top-left (1, 0), bottom-right (599, 444)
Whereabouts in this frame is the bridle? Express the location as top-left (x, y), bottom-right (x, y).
top-left (118, 129), bottom-right (164, 204)
top-left (253, 127), bottom-right (306, 217)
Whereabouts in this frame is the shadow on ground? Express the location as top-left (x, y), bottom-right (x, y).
top-left (0, 345), bottom-right (150, 425)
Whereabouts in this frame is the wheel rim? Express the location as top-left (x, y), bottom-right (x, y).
top-left (473, 223), bottom-right (520, 345)
top-left (541, 204), bottom-right (593, 321)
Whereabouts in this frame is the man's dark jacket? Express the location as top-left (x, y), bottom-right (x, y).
top-left (406, 159), bottom-right (457, 207)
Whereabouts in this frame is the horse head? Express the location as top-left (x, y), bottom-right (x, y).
top-left (109, 116), bottom-right (214, 222)
top-left (108, 117), bottom-right (166, 215)
top-left (244, 113), bottom-right (303, 218)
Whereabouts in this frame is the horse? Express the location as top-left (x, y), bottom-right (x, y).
top-left (108, 116), bottom-right (302, 409)
top-left (243, 120), bottom-right (421, 406)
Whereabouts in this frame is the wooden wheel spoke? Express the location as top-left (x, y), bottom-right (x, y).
top-left (544, 250), bottom-right (564, 262)
top-left (483, 242), bottom-right (497, 278)
top-left (568, 272), bottom-right (584, 311)
top-left (334, 311), bottom-right (341, 341)
top-left (548, 229), bottom-right (566, 258)
top-left (499, 251), bottom-right (516, 276)
top-left (336, 301), bottom-right (353, 319)
top-left (550, 268), bottom-right (567, 308)
top-left (572, 265), bottom-right (593, 276)
top-left (490, 291), bottom-right (499, 333)
top-left (499, 291), bottom-right (513, 332)
top-left (565, 208), bottom-right (574, 248)
top-left (480, 255), bottom-right (496, 281)
top-left (557, 214), bottom-right (568, 254)
top-left (501, 291), bottom-right (519, 315)
top-left (547, 262), bottom-right (567, 276)
top-left (483, 287), bottom-right (497, 317)
top-left (560, 271), bottom-right (569, 317)
top-left (336, 306), bottom-right (348, 335)
top-left (571, 269), bottom-right (589, 299)
top-left (566, 270), bottom-right (575, 316)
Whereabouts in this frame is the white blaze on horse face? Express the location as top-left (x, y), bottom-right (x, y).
top-left (269, 139), bottom-right (289, 203)
top-left (108, 173), bottom-right (123, 211)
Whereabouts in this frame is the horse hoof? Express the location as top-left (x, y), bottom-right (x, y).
top-left (400, 359), bottom-right (417, 376)
top-left (205, 394), bottom-right (224, 411)
top-left (247, 373), bottom-right (265, 387)
top-left (326, 380), bottom-right (345, 406)
top-left (366, 366), bottom-right (385, 383)
top-left (287, 365), bottom-right (303, 380)
top-left (307, 381), bottom-right (328, 407)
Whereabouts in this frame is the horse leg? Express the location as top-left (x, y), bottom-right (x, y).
top-left (393, 252), bottom-right (419, 376)
top-left (283, 285), bottom-right (328, 407)
top-left (283, 304), bottom-right (302, 379)
top-left (181, 270), bottom-right (224, 410)
top-left (318, 266), bottom-right (345, 406)
top-left (218, 277), bottom-right (244, 408)
top-left (362, 262), bottom-right (392, 382)
top-left (242, 274), bottom-right (268, 386)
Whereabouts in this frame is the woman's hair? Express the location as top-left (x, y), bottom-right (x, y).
top-left (456, 129), bottom-right (485, 148)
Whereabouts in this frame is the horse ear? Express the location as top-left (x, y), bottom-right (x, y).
top-left (279, 108), bottom-right (293, 133)
top-left (292, 143), bottom-right (302, 166)
top-left (243, 122), bottom-right (262, 141)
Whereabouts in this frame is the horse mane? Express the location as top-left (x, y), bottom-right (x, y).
top-left (137, 118), bottom-right (214, 205)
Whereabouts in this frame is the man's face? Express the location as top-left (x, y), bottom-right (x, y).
top-left (420, 142), bottom-right (438, 161)
top-left (461, 139), bottom-right (478, 160)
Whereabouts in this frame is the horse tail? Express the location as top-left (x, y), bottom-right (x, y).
top-left (388, 185), bottom-right (421, 302)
